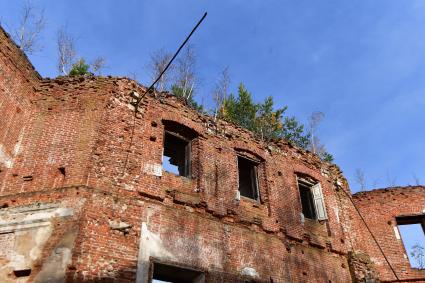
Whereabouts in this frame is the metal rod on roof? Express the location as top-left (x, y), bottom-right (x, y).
top-left (133, 12), bottom-right (208, 108)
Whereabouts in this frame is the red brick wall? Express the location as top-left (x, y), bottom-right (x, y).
top-left (0, 71), bottom-right (354, 281)
top-left (80, 82), bottom-right (354, 281)
top-left (352, 187), bottom-right (425, 282)
top-left (0, 27), bottom-right (40, 193)
top-left (1, 24), bottom-right (422, 283)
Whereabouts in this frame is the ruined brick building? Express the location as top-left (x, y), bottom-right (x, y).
top-left (0, 25), bottom-right (424, 282)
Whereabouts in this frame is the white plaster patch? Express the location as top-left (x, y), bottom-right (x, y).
top-left (0, 203), bottom-right (78, 283)
top-left (139, 222), bottom-right (174, 261)
top-left (30, 225), bottom-right (53, 260)
top-left (3, 225), bottom-right (52, 273)
top-left (393, 226), bottom-right (401, 240)
top-left (13, 130), bottom-right (24, 156)
top-left (0, 204), bottom-right (73, 229)
top-left (241, 267), bottom-right (259, 278)
top-left (143, 163), bottom-right (162, 177)
top-left (136, 210), bottom-right (175, 283)
top-left (123, 184), bottom-right (135, 191)
top-left (334, 206), bottom-right (340, 223)
top-left (8, 253), bottom-right (26, 270)
top-left (0, 144), bottom-right (13, 168)
top-left (0, 207), bottom-right (73, 231)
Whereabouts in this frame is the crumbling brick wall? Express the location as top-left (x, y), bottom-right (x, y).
top-left (0, 24), bottom-right (423, 283)
top-left (0, 27), bottom-right (41, 187)
top-left (351, 187), bottom-right (425, 282)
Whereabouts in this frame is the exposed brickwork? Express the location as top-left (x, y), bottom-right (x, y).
top-left (0, 25), bottom-right (424, 282)
top-left (352, 187), bottom-right (425, 282)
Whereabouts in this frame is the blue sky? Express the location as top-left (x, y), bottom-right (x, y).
top-left (1, 0), bottom-right (424, 192)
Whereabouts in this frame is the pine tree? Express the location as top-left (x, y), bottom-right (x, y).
top-left (220, 82), bottom-right (333, 161)
top-left (222, 83), bottom-right (258, 131)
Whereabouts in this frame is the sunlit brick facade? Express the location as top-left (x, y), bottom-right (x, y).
top-left (1, 26), bottom-right (424, 282)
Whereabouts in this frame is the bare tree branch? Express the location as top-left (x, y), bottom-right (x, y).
top-left (128, 72), bottom-right (138, 81)
top-left (12, 0), bottom-right (45, 54)
top-left (57, 26), bottom-right (76, 75)
top-left (212, 67), bottom-right (230, 120)
top-left (372, 177), bottom-right (381, 188)
top-left (174, 44), bottom-right (197, 100)
top-left (411, 244), bottom-right (425, 269)
top-left (385, 171), bottom-right (397, 187)
top-left (412, 172), bottom-right (421, 186)
top-left (355, 168), bottom-right (367, 191)
top-left (91, 57), bottom-right (106, 75)
top-left (146, 49), bottom-right (173, 92)
top-left (308, 111), bottom-right (324, 154)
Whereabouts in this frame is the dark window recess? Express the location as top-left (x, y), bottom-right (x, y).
top-left (238, 156), bottom-right (259, 200)
top-left (299, 182), bottom-right (316, 219)
top-left (152, 262), bottom-right (204, 283)
top-left (163, 132), bottom-right (190, 177)
top-left (14, 269), bottom-right (31, 277)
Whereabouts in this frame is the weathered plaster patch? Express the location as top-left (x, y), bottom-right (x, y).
top-left (0, 144), bottom-right (13, 168)
top-left (0, 128), bottom-right (25, 169)
top-left (139, 222), bottom-right (175, 261)
top-left (34, 228), bottom-right (78, 283)
top-left (143, 163), bottom-right (162, 177)
top-left (0, 225), bottom-right (52, 281)
top-left (241, 267), bottom-right (259, 278)
top-left (0, 202), bottom-right (77, 283)
top-left (334, 206), bottom-right (340, 223)
top-left (12, 130), bottom-right (24, 156)
top-left (136, 208), bottom-right (175, 283)
top-left (0, 205), bottom-right (73, 233)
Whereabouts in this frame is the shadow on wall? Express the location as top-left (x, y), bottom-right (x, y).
top-left (66, 267), bottom-right (138, 283)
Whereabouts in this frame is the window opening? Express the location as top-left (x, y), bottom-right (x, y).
top-left (397, 216), bottom-right (425, 269)
top-left (297, 178), bottom-right (327, 220)
top-left (299, 182), bottom-right (316, 219)
top-left (163, 132), bottom-right (191, 177)
top-left (238, 156), bottom-right (259, 200)
top-left (152, 262), bottom-right (205, 283)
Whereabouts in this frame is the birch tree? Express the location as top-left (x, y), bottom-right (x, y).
top-left (57, 26), bottom-right (76, 75)
top-left (212, 67), bottom-right (230, 120)
top-left (172, 45), bottom-right (197, 101)
top-left (147, 49), bottom-right (173, 92)
top-left (12, 1), bottom-right (45, 54)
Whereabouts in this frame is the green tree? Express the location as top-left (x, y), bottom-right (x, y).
top-left (222, 83), bottom-right (302, 143)
top-left (255, 96), bottom-right (286, 140)
top-left (222, 83), bottom-right (258, 131)
top-left (220, 83), bottom-right (333, 162)
top-left (282, 116), bottom-right (310, 149)
top-left (69, 58), bottom-right (91, 76)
